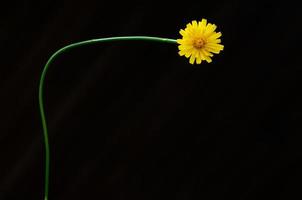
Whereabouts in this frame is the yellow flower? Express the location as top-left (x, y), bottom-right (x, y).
top-left (177, 19), bottom-right (224, 64)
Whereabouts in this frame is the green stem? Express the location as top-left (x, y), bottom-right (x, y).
top-left (38, 36), bottom-right (177, 200)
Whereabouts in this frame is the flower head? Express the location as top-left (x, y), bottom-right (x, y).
top-left (177, 19), bottom-right (224, 64)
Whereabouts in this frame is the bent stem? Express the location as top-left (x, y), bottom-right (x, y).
top-left (38, 36), bottom-right (177, 200)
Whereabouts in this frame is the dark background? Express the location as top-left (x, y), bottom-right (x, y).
top-left (1, 0), bottom-right (301, 199)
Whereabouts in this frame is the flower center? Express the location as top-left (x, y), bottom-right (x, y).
top-left (193, 38), bottom-right (205, 49)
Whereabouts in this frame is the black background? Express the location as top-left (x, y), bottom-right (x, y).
top-left (1, 0), bottom-right (301, 199)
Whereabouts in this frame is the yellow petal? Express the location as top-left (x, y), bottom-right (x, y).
top-left (199, 50), bottom-right (211, 63)
top-left (178, 38), bottom-right (193, 45)
top-left (209, 24), bottom-right (217, 32)
top-left (185, 26), bottom-right (195, 37)
top-left (178, 50), bottom-right (186, 56)
top-left (179, 29), bottom-right (187, 37)
top-left (207, 39), bottom-right (221, 44)
top-left (207, 32), bottom-right (222, 40)
top-left (202, 49), bottom-right (214, 57)
top-left (206, 43), bottom-right (224, 50)
top-left (177, 39), bottom-right (183, 44)
top-left (192, 20), bottom-right (198, 28)
top-left (205, 57), bottom-right (212, 63)
top-left (185, 49), bottom-right (193, 58)
top-left (195, 52), bottom-right (203, 64)
top-left (186, 23), bottom-right (193, 29)
top-left (214, 39), bottom-right (222, 43)
top-left (196, 57), bottom-right (202, 64)
top-left (185, 52), bottom-right (192, 58)
top-left (199, 19), bottom-right (207, 29)
top-left (178, 44), bottom-right (193, 51)
top-left (204, 24), bottom-right (217, 37)
top-left (204, 46), bottom-right (222, 54)
top-left (189, 54), bottom-right (196, 64)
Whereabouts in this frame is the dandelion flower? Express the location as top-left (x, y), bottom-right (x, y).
top-left (177, 19), bottom-right (224, 64)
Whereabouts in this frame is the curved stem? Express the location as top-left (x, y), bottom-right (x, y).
top-left (38, 36), bottom-right (177, 200)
